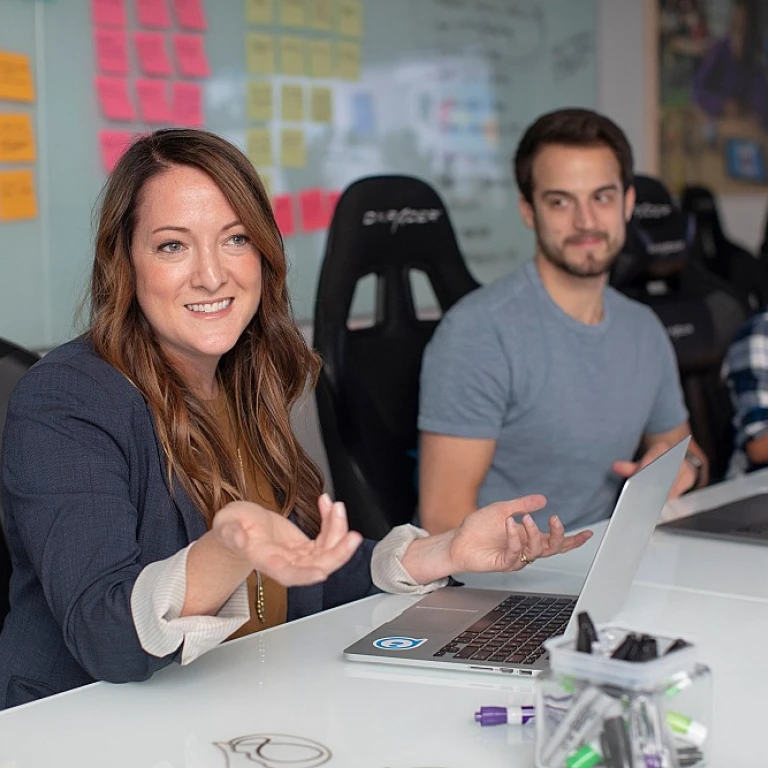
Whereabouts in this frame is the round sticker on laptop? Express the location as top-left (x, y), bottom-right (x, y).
top-left (373, 636), bottom-right (428, 651)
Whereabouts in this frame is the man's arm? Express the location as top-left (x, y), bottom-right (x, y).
top-left (418, 432), bottom-right (496, 534)
top-left (613, 422), bottom-right (709, 497)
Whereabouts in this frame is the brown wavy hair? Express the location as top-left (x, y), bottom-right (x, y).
top-left (88, 128), bottom-right (322, 535)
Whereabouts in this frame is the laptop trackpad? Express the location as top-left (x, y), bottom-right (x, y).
top-left (396, 606), bottom-right (477, 633)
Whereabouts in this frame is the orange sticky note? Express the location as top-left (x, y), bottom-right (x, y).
top-left (172, 0), bottom-right (208, 30)
top-left (136, 0), bottom-right (171, 28)
top-left (172, 81), bottom-right (203, 126)
top-left (173, 34), bottom-right (210, 78)
top-left (98, 130), bottom-right (134, 173)
top-left (0, 51), bottom-right (35, 102)
top-left (298, 188), bottom-right (327, 232)
top-left (136, 79), bottom-right (171, 123)
top-left (91, 0), bottom-right (127, 28)
top-left (134, 32), bottom-right (173, 76)
top-left (94, 28), bottom-right (129, 75)
top-left (95, 76), bottom-right (135, 121)
top-left (0, 114), bottom-right (36, 163)
top-left (272, 194), bottom-right (295, 236)
top-left (0, 169), bottom-right (37, 222)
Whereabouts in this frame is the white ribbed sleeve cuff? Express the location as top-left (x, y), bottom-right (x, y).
top-left (130, 545), bottom-right (250, 666)
top-left (370, 524), bottom-right (450, 594)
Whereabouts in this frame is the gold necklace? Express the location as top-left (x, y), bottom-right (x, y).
top-left (237, 446), bottom-right (266, 624)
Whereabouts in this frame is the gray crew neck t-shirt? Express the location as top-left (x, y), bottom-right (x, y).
top-left (418, 259), bottom-right (687, 530)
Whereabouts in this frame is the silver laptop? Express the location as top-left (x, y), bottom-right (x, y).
top-left (657, 491), bottom-right (768, 545)
top-left (344, 437), bottom-right (689, 678)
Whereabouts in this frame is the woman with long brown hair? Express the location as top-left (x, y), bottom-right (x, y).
top-left (0, 129), bottom-right (590, 710)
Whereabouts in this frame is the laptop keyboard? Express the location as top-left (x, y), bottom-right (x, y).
top-left (432, 594), bottom-right (576, 666)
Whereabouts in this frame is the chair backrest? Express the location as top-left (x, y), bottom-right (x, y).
top-left (0, 338), bottom-right (39, 629)
top-left (314, 175), bottom-right (480, 539)
top-left (680, 183), bottom-right (767, 311)
top-left (612, 175), bottom-right (751, 481)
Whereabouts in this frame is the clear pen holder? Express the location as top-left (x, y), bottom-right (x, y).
top-left (534, 626), bottom-right (712, 768)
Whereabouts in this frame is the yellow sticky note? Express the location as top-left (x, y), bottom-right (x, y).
top-left (247, 81), bottom-right (273, 121)
top-left (247, 128), bottom-right (273, 168)
top-left (280, 36), bottom-right (305, 76)
top-left (280, 128), bottom-right (306, 168)
top-left (245, 0), bottom-right (274, 25)
top-left (339, 0), bottom-right (362, 36)
top-left (0, 169), bottom-right (37, 221)
top-left (310, 0), bottom-right (333, 30)
top-left (0, 113), bottom-right (36, 162)
top-left (309, 39), bottom-right (332, 78)
top-left (0, 51), bottom-right (35, 102)
top-left (281, 84), bottom-right (304, 121)
top-left (310, 86), bottom-right (332, 123)
top-left (258, 171), bottom-right (272, 198)
top-left (338, 41), bottom-right (360, 80)
top-left (246, 33), bottom-right (275, 74)
top-left (279, 0), bottom-right (305, 27)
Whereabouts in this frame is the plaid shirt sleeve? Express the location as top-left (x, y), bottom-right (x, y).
top-left (723, 313), bottom-right (768, 456)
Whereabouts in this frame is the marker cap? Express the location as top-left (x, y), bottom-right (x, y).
top-left (667, 711), bottom-right (707, 747)
top-left (566, 743), bottom-right (602, 768)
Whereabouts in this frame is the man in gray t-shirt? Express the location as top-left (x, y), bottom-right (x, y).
top-left (418, 109), bottom-right (708, 534)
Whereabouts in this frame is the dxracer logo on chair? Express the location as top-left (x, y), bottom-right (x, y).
top-left (373, 636), bottom-right (428, 651)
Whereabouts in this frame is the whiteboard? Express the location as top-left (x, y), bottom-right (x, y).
top-left (0, 0), bottom-right (597, 349)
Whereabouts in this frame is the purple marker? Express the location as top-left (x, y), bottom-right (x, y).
top-left (474, 705), bottom-right (535, 726)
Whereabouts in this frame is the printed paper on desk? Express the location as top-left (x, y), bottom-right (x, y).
top-left (98, 130), bottom-right (134, 173)
top-left (135, 32), bottom-right (173, 76)
top-left (136, 0), bottom-right (171, 29)
top-left (247, 82), bottom-right (273, 122)
top-left (281, 84), bottom-right (304, 121)
top-left (137, 79), bottom-right (171, 123)
top-left (280, 37), bottom-right (305, 76)
top-left (0, 51), bottom-right (35, 102)
top-left (309, 40), bottom-right (332, 78)
top-left (310, 87), bottom-right (332, 123)
top-left (272, 194), bottom-right (295, 236)
top-left (0, 169), bottom-right (37, 222)
top-left (339, 0), bottom-right (363, 36)
top-left (280, 128), bottom-right (306, 168)
top-left (94, 29), bottom-right (129, 75)
top-left (279, 0), bottom-right (306, 27)
top-left (172, 0), bottom-right (208, 31)
top-left (0, 114), bottom-right (36, 163)
top-left (310, 0), bottom-right (333, 30)
top-left (172, 81), bottom-right (203, 126)
top-left (246, 34), bottom-right (275, 75)
top-left (173, 34), bottom-right (210, 78)
top-left (245, 0), bottom-right (274, 25)
top-left (96, 76), bottom-right (136, 121)
top-left (92, 0), bottom-right (127, 28)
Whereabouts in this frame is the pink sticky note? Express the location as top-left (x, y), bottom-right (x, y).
top-left (92, 0), bottom-right (127, 28)
top-left (94, 28), bottom-right (129, 75)
top-left (172, 81), bottom-right (203, 126)
top-left (326, 190), bottom-right (342, 222)
top-left (299, 188), bottom-right (327, 232)
top-left (272, 194), bottom-right (295, 237)
top-left (136, 0), bottom-right (171, 28)
top-left (99, 130), bottom-right (133, 173)
top-left (95, 76), bottom-right (135, 121)
top-left (173, 34), bottom-right (210, 78)
top-left (134, 32), bottom-right (173, 76)
top-left (136, 79), bottom-right (171, 124)
top-left (172, 0), bottom-right (208, 30)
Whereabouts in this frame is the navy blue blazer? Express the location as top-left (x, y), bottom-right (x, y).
top-left (0, 338), bottom-right (377, 710)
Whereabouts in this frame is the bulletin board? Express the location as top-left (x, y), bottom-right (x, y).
top-left (0, 0), bottom-right (598, 350)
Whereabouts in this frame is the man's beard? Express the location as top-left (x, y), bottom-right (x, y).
top-left (537, 229), bottom-right (622, 278)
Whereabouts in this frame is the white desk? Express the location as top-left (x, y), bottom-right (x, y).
top-left (2, 474), bottom-right (768, 768)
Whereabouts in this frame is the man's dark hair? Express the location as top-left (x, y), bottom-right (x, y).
top-left (514, 108), bottom-right (634, 203)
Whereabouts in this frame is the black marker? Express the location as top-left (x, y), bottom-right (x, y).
top-left (610, 632), bottom-right (640, 660)
top-left (664, 637), bottom-right (691, 655)
top-left (576, 612), bottom-right (598, 653)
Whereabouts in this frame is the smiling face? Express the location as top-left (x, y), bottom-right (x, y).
top-left (518, 143), bottom-right (635, 279)
top-left (130, 164), bottom-right (262, 392)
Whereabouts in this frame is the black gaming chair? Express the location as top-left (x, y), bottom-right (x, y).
top-left (611, 175), bottom-right (751, 482)
top-left (313, 176), bottom-right (480, 540)
top-left (0, 338), bottom-right (39, 630)
top-left (680, 184), bottom-right (767, 312)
